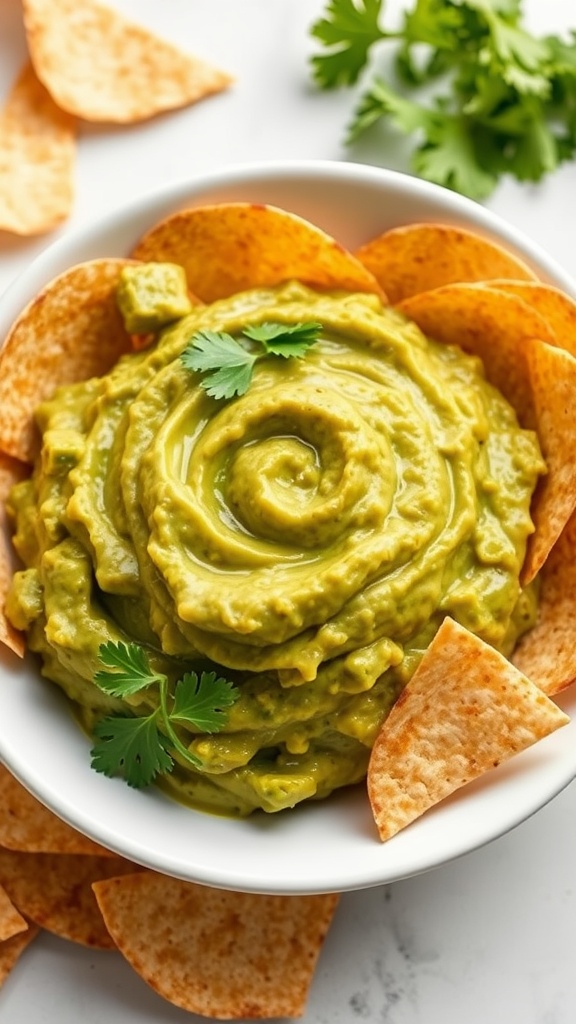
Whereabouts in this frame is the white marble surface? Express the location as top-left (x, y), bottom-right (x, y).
top-left (1, 0), bottom-right (576, 1021)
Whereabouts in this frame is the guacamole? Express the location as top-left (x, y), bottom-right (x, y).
top-left (5, 281), bottom-right (545, 816)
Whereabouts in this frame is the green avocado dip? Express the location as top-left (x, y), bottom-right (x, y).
top-left (5, 278), bottom-right (546, 816)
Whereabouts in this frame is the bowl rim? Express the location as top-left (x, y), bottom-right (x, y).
top-left (2, 159), bottom-right (575, 318)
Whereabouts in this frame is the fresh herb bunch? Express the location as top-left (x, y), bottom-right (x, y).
top-left (310, 0), bottom-right (576, 199)
top-left (181, 321), bottom-right (323, 400)
top-left (90, 641), bottom-right (238, 788)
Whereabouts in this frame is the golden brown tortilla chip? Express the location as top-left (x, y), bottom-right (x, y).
top-left (131, 202), bottom-right (384, 303)
top-left (0, 850), bottom-right (137, 948)
top-left (522, 341), bottom-right (576, 583)
top-left (22, 0), bottom-right (232, 124)
top-left (368, 617), bottom-right (569, 842)
top-left (93, 872), bottom-right (339, 1018)
top-left (0, 453), bottom-right (28, 657)
top-left (488, 281), bottom-right (576, 358)
top-left (0, 885), bottom-right (27, 942)
top-left (513, 509), bottom-right (576, 695)
top-left (397, 284), bottom-right (555, 424)
top-left (355, 223), bottom-right (537, 304)
top-left (0, 924), bottom-right (39, 988)
top-left (0, 765), bottom-right (114, 856)
top-left (0, 259), bottom-right (136, 464)
top-left (0, 61), bottom-right (76, 236)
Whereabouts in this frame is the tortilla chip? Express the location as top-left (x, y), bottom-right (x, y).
top-left (0, 453), bottom-right (28, 657)
top-left (522, 341), bottom-right (576, 583)
top-left (513, 509), bottom-right (576, 695)
top-left (22, 0), bottom-right (232, 124)
top-left (130, 202), bottom-right (384, 303)
top-left (368, 617), bottom-right (569, 842)
top-left (397, 284), bottom-right (555, 426)
top-left (0, 924), bottom-right (39, 988)
top-left (0, 61), bottom-right (76, 236)
top-left (488, 281), bottom-right (576, 359)
top-left (93, 872), bottom-right (339, 1018)
top-left (0, 885), bottom-right (27, 942)
top-left (0, 259), bottom-right (136, 464)
top-left (355, 223), bottom-right (537, 304)
top-left (0, 850), bottom-right (137, 948)
top-left (0, 765), bottom-right (114, 856)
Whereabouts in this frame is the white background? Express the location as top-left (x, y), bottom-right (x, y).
top-left (1, 1), bottom-right (576, 1022)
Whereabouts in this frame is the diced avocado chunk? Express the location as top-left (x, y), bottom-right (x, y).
top-left (117, 262), bottom-right (193, 334)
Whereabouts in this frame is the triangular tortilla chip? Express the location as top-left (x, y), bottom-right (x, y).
top-left (0, 924), bottom-right (39, 988)
top-left (130, 202), bottom-right (384, 303)
top-left (488, 281), bottom-right (576, 358)
top-left (397, 284), bottom-right (555, 425)
top-left (368, 617), bottom-right (569, 842)
top-left (0, 259), bottom-right (136, 464)
top-left (0, 453), bottom-right (28, 657)
top-left (513, 509), bottom-right (576, 695)
top-left (0, 61), bottom-right (76, 236)
top-left (522, 341), bottom-right (576, 583)
top-left (22, 0), bottom-right (232, 123)
top-left (93, 872), bottom-right (339, 1018)
top-left (0, 849), bottom-right (137, 948)
top-left (0, 885), bottom-right (27, 942)
top-left (0, 765), bottom-right (114, 856)
top-left (355, 223), bottom-right (537, 303)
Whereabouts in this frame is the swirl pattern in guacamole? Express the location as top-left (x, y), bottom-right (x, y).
top-left (6, 282), bottom-right (545, 815)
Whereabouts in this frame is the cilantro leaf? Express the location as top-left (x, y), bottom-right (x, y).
top-left (182, 322), bottom-right (323, 399)
top-left (482, 16), bottom-right (552, 96)
top-left (171, 671), bottom-right (239, 732)
top-left (181, 330), bottom-right (257, 399)
top-left (503, 117), bottom-right (558, 181)
top-left (401, 0), bottom-right (462, 49)
top-left (91, 641), bottom-right (238, 788)
top-left (348, 76), bottom-right (437, 142)
top-left (95, 640), bottom-right (164, 696)
top-left (91, 713), bottom-right (174, 788)
top-left (413, 115), bottom-right (499, 200)
top-left (195, 362), bottom-right (255, 401)
top-left (470, 3), bottom-right (550, 71)
top-left (546, 32), bottom-right (576, 76)
top-left (310, 0), bottom-right (386, 88)
top-left (349, 79), bottom-right (499, 200)
top-left (311, 0), bottom-right (576, 199)
top-left (242, 321), bottom-right (322, 357)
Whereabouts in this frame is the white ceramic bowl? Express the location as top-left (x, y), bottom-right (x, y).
top-left (1, 161), bottom-right (575, 895)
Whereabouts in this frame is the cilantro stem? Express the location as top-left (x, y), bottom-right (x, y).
top-left (157, 675), bottom-right (203, 770)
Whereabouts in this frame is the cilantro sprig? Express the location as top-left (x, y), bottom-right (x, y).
top-left (90, 641), bottom-right (238, 788)
top-left (181, 321), bottom-right (322, 400)
top-left (310, 0), bottom-right (576, 199)
top-left (310, 0), bottom-right (389, 87)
